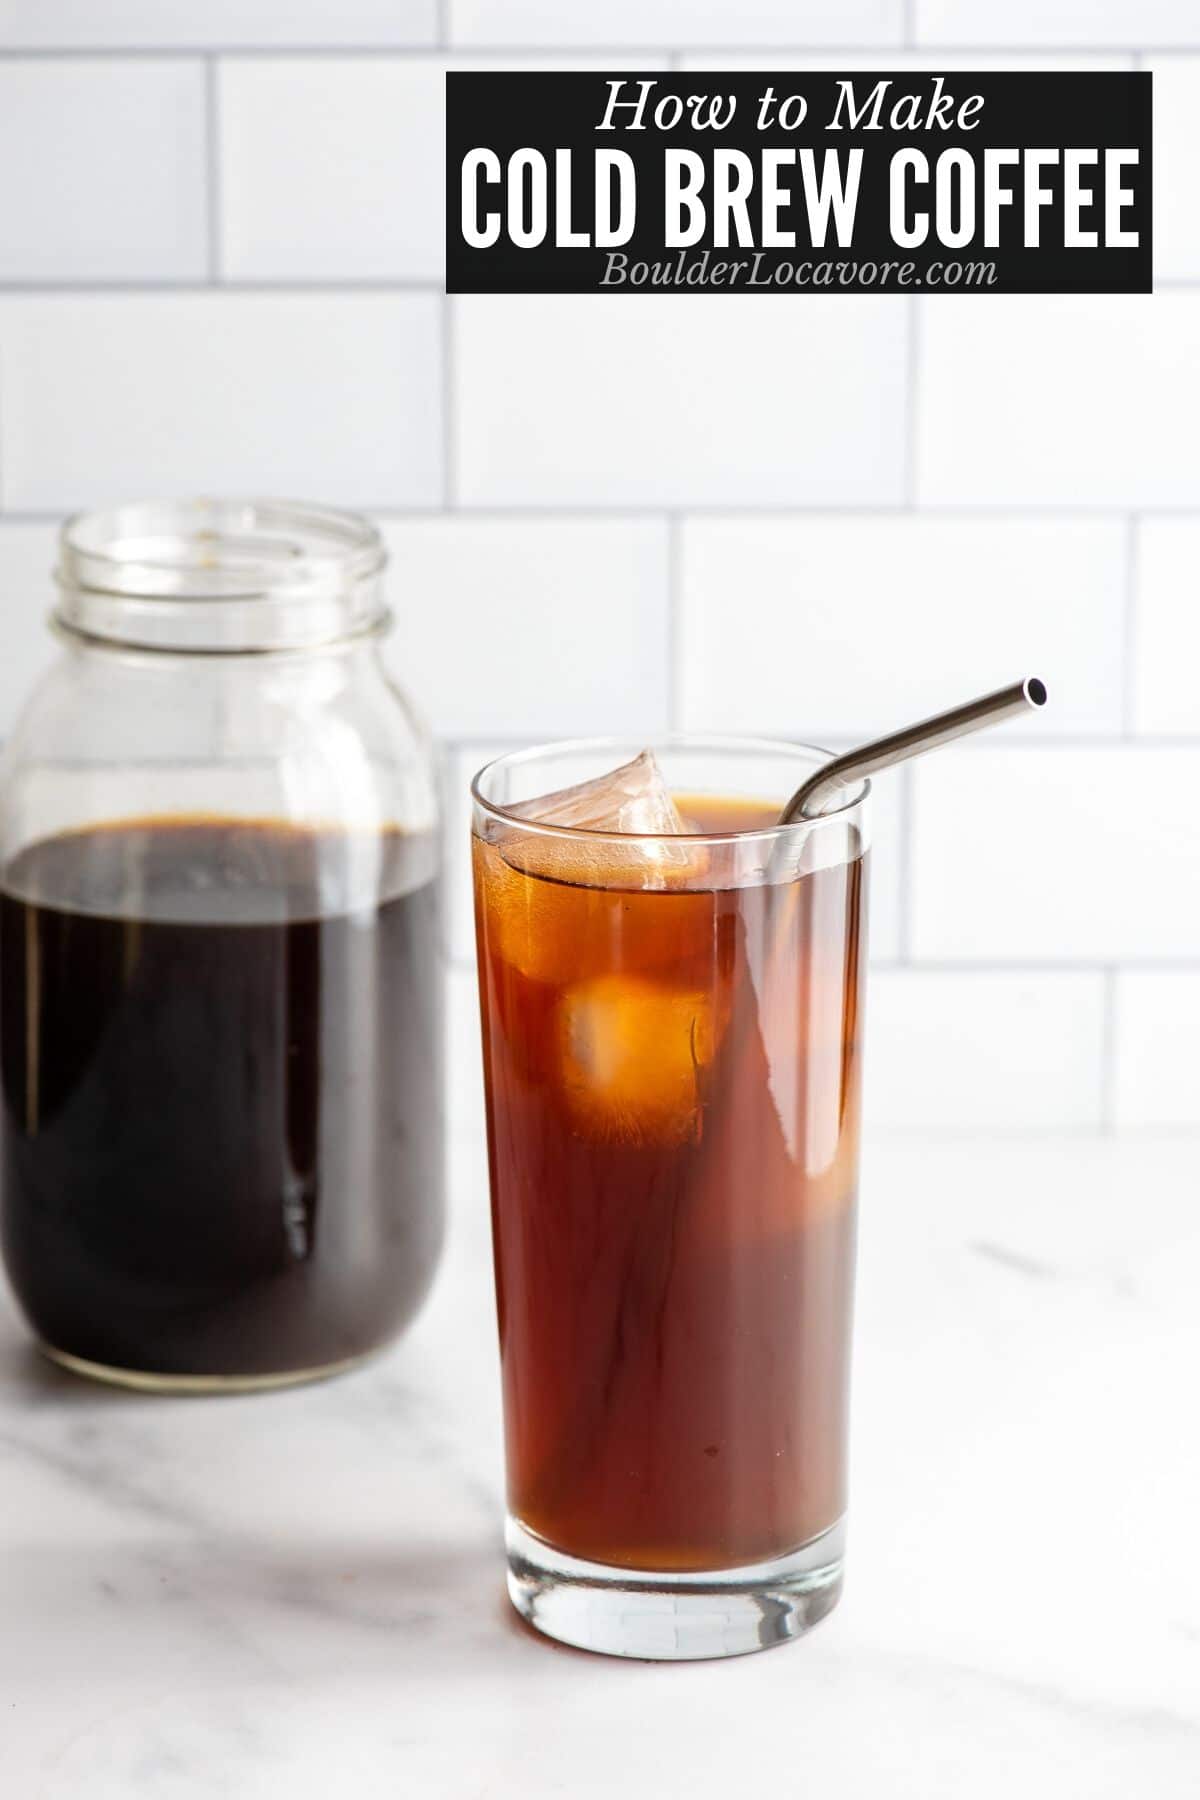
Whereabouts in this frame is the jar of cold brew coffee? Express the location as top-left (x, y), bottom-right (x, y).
top-left (0, 500), bottom-right (443, 1390)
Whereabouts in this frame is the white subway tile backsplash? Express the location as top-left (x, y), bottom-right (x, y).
top-left (679, 515), bottom-right (1125, 740)
top-left (865, 969), bottom-right (1106, 1131)
top-left (0, 522), bottom-right (59, 733)
top-left (1114, 970), bottom-right (1200, 1127)
top-left (912, 747), bottom-right (1200, 962)
top-left (455, 295), bottom-right (908, 508)
top-left (219, 55), bottom-right (668, 283)
top-left (449, 1), bottom-right (904, 48)
top-left (917, 295), bottom-right (1200, 509)
top-left (0, 24), bottom-right (1194, 1139)
top-left (380, 515), bottom-right (670, 738)
top-left (0, 60), bottom-right (207, 282)
top-left (219, 57), bottom-right (439, 283)
top-left (0, 1), bottom-right (438, 49)
top-left (914, 0), bottom-right (1200, 47)
top-left (0, 293), bottom-right (442, 510)
top-left (1149, 57), bottom-right (1200, 281)
top-left (1133, 519), bottom-right (1200, 735)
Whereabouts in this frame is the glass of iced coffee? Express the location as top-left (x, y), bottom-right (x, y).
top-left (471, 738), bottom-right (868, 1659)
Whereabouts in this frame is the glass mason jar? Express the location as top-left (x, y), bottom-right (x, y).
top-left (0, 499), bottom-right (443, 1391)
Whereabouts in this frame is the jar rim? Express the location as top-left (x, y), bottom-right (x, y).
top-left (55, 498), bottom-right (388, 654)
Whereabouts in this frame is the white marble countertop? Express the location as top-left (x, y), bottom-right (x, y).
top-left (2, 1127), bottom-right (1198, 1797)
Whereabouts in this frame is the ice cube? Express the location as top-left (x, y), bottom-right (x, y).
top-left (472, 835), bottom-right (602, 986)
top-left (507, 750), bottom-right (686, 836)
top-left (557, 973), bottom-right (723, 1146)
top-left (496, 750), bottom-right (700, 898)
top-left (475, 752), bottom-right (711, 987)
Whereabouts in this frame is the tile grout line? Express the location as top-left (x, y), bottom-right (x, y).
top-left (432, 730), bottom-right (1200, 753)
top-left (1121, 513), bottom-right (1140, 738)
top-left (0, 278), bottom-right (447, 294)
top-left (0, 43), bottom-right (1194, 57)
top-left (863, 958), bottom-right (1200, 973)
top-left (8, 276), bottom-right (1197, 295)
top-left (17, 500), bottom-right (1200, 522)
top-left (204, 54), bottom-right (221, 284)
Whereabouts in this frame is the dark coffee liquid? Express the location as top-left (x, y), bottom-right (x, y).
top-left (0, 818), bottom-right (443, 1382)
top-left (475, 795), bottom-right (862, 1572)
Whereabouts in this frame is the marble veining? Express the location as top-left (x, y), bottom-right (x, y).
top-left (2, 1129), bottom-right (1198, 1797)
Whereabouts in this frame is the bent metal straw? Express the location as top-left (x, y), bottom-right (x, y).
top-left (779, 676), bottom-right (1047, 822)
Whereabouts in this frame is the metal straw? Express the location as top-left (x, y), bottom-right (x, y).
top-left (779, 675), bottom-right (1047, 823)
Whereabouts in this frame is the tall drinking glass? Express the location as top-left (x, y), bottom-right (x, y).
top-left (471, 738), bottom-right (868, 1659)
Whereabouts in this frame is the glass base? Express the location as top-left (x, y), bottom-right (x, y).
top-left (505, 1515), bottom-right (845, 1661)
top-left (39, 1342), bottom-right (375, 1395)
